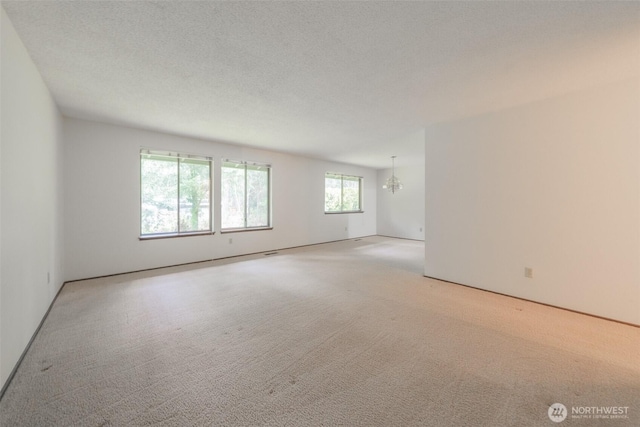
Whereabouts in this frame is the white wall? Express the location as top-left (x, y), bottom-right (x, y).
top-left (1, 8), bottom-right (65, 388)
top-left (424, 77), bottom-right (640, 325)
top-left (377, 164), bottom-right (425, 241)
top-left (63, 118), bottom-right (377, 281)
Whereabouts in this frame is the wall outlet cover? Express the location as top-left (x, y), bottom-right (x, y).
top-left (524, 267), bottom-right (533, 278)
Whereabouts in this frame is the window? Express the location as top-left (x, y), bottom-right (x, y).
top-left (325, 173), bottom-right (363, 213)
top-left (140, 150), bottom-right (212, 237)
top-left (221, 160), bottom-right (271, 230)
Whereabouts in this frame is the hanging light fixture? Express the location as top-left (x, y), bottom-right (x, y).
top-left (382, 156), bottom-right (403, 194)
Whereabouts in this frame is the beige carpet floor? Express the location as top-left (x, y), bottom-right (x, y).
top-left (1, 236), bottom-right (638, 426)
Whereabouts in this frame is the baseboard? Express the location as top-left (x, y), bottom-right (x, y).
top-left (0, 281), bottom-right (67, 401)
top-left (65, 235), bottom-right (379, 284)
top-left (423, 274), bottom-right (640, 328)
top-left (376, 234), bottom-right (425, 242)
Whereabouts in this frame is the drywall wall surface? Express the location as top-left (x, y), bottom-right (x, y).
top-left (63, 118), bottom-right (377, 281)
top-left (424, 77), bottom-right (640, 325)
top-left (377, 163), bottom-right (425, 241)
top-left (1, 8), bottom-right (65, 388)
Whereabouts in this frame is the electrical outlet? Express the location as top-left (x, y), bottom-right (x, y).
top-left (228, 238), bottom-right (233, 244)
top-left (524, 267), bottom-right (533, 278)
top-left (419, 227), bottom-right (423, 232)
top-left (345, 226), bottom-right (348, 231)
top-left (47, 272), bottom-right (50, 283)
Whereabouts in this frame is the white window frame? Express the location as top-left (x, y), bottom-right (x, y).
top-left (324, 172), bottom-right (364, 214)
top-left (140, 149), bottom-right (213, 239)
top-left (221, 159), bottom-right (272, 232)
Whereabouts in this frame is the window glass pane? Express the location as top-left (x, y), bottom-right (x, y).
top-left (141, 156), bottom-right (178, 234)
top-left (179, 159), bottom-right (210, 232)
top-left (140, 151), bottom-right (212, 237)
top-left (324, 173), bottom-right (362, 213)
top-left (342, 176), bottom-right (360, 211)
top-left (221, 162), bottom-right (246, 228)
top-left (324, 176), bottom-right (342, 212)
top-left (247, 166), bottom-right (269, 227)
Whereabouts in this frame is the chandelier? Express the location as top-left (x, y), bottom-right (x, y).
top-left (382, 156), bottom-right (403, 194)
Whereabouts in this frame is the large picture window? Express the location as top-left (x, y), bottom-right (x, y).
top-left (325, 173), bottom-right (363, 213)
top-left (140, 150), bottom-right (212, 237)
top-left (221, 160), bottom-right (271, 230)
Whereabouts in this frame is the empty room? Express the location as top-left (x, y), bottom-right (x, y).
top-left (1, 1), bottom-right (639, 426)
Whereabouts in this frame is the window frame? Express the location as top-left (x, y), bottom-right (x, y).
top-left (221, 159), bottom-right (272, 232)
top-left (324, 172), bottom-right (364, 214)
top-left (139, 149), bottom-right (213, 239)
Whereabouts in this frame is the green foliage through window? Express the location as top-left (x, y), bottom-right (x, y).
top-left (221, 160), bottom-right (271, 229)
top-left (325, 173), bottom-right (362, 213)
top-left (141, 151), bottom-right (211, 236)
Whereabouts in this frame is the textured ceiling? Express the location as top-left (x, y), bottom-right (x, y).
top-left (3, 1), bottom-right (639, 168)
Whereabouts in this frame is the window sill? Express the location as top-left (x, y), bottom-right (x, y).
top-left (324, 211), bottom-right (364, 215)
top-left (221, 227), bottom-right (273, 234)
top-left (139, 231), bottom-right (215, 240)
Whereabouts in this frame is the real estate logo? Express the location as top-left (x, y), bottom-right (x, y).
top-left (548, 403), bottom-right (631, 422)
top-left (548, 403), bottom-right (568, 423)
